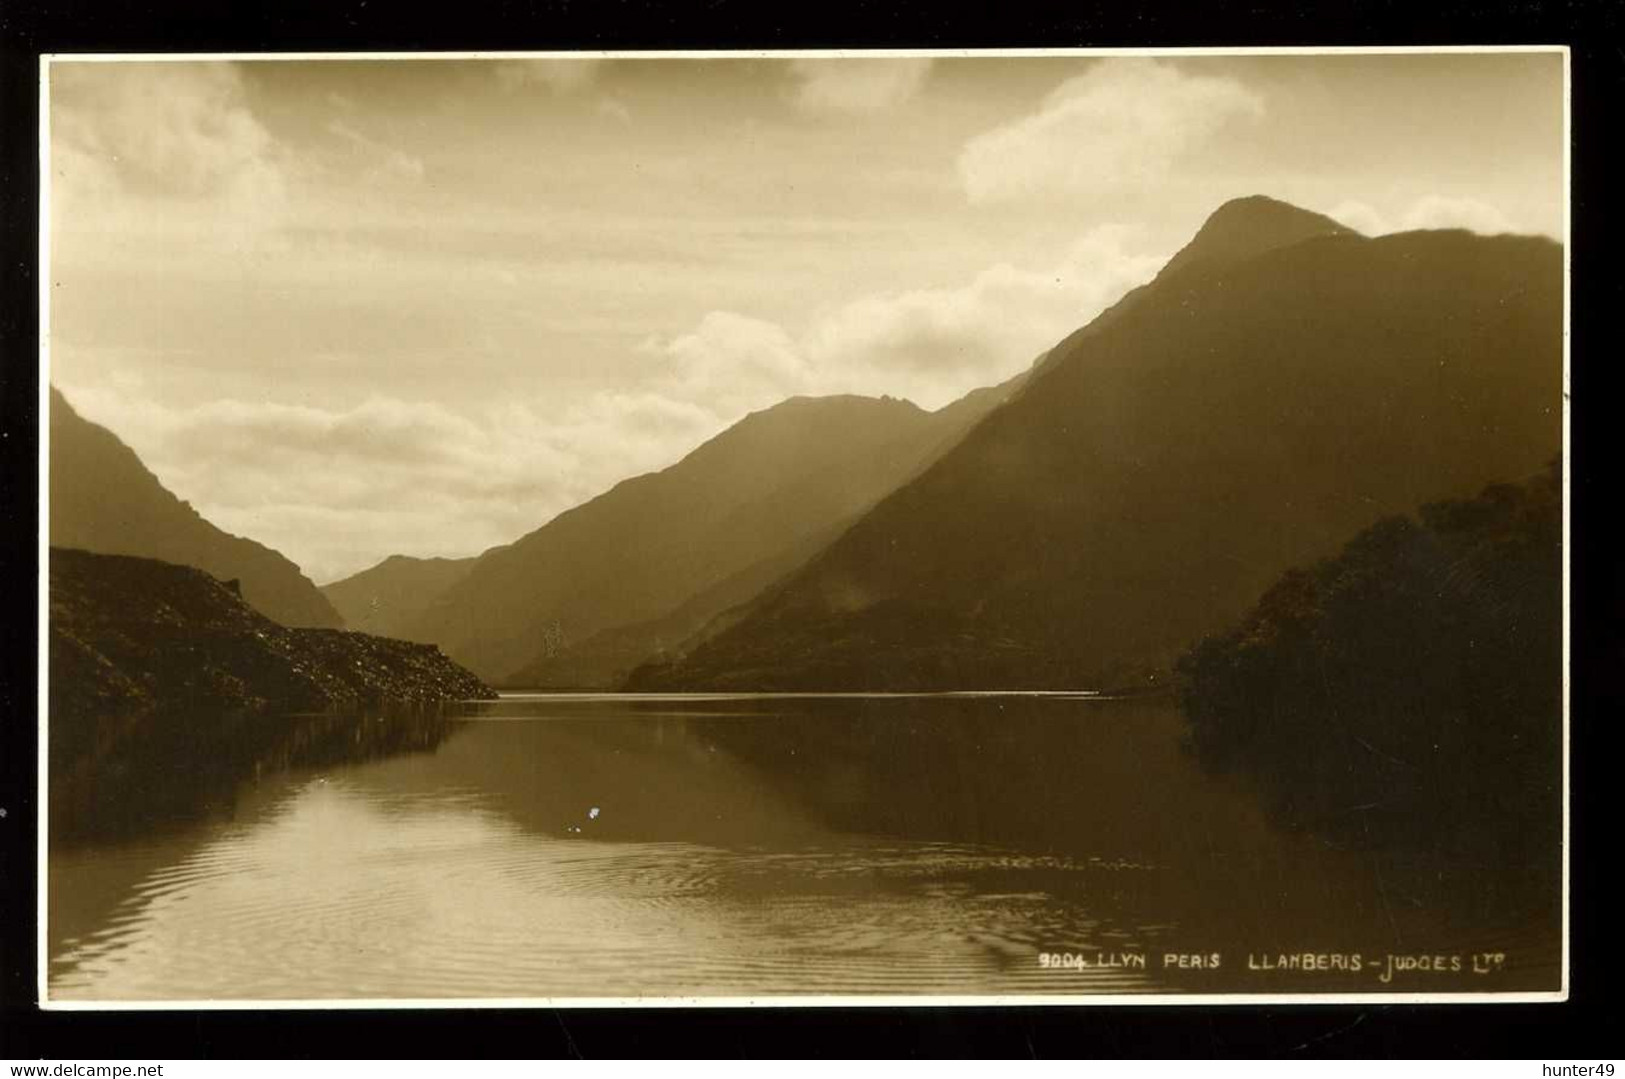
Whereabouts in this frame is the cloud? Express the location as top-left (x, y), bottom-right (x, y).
top-left (641, 311), bottom-right (814, 417)
top-left (643, 225), bottom-right (1163, 412)
top-left (51, 62), bottom-right (294, 245)
top-left (1398, 195), bottom-right (1517, 234)
top-left (1324, 199), bottom-right (1389, 237)
top-left (957, 60), bottom-right (1264, 204)
top-left (55, 216), bottom-right (1161, 581)
top-left (597, 98), bottom-right (633, 125)
top-left (55, 382), bottom-right (721, 583)
top-left (1326, 195), bottom-right (1518, 236)
top-left (494, 58), bottom-right (603, 94)
top-left (804, 228), bottom-right (1163, 403)
top-left (787, 57), bottom-right (933, 114)
top-left (326, 119), bottom-right (427, 184)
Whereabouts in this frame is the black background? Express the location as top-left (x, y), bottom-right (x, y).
top-left (2, 0), bottom-right (1620, 1059)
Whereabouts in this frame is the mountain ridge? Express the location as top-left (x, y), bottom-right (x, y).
top-left (321, 553), bottom-right (476, 640)
top-left (630, 211), bottom-right (1561, 691)
top-left (411, 383), bottom-right (1024, 684)
top-left (1157, 194), bottom-right (1360, 279)
top-left (49, 388), bottom-right (344, 629)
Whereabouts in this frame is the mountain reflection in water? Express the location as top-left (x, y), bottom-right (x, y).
top-left (47, 694), bottom-right (1559, 1001)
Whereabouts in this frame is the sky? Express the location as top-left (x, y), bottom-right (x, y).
top-left (46, 51), bottom-right (1566, 583)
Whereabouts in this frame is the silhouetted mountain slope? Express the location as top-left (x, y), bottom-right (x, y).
top-left (632, 199), bottom-right (1561, 691)
top-left (507, 506), bottom-right (863, 689)
top-left (1024, 197), bottom-right (1359, 385)
top-left (322, 554), bottom-right (475, 641)
top-left (1176, 463), bottom-right (1561, 861)
top-left (1157, 194), bottom-right (1357, 279)
top-left (1023, 198), bottom-right (1358, 385)
top-left (49, 547), bottom-right (493, 838)
top-left (49, 388), bottom-right (343, 629)
top-left (420, 384), bottom-right (1022, 685)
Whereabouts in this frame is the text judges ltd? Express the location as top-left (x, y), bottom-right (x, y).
top-left (1037, 952), bottom-right (1510, 982)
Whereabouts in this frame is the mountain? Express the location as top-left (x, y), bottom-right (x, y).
top-left (416, 383), bottom-right (1022, 685)
top-left (630, 197), bottom-right (1562, 691)
top-left (1155, 194), bottom-right (1357, 278)
top-left (1024, 196), bottom-right (1358, 380)
top-left (49, 388), bottom-right (344, 628)
top-left (49, 546), bottom-right (492, 838)
top-left (321, 554), bottom-right (475, 640)
top-left (50, 547), bottom-right (494, 724)
top-left (1175, 463), bottom-right (1561, 855)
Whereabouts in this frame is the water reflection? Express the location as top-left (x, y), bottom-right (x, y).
top-left (50, 703), bottom-right (457, 845)
top-left (47, 694), bottom-right (1560, 1000)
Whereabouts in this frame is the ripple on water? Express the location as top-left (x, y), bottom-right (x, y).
top-left (49, 779), bottom-right (1166, 1000)
top-left (54, 697), bottom-right (1544, 1001)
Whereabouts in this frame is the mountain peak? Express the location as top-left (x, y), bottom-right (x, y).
top-left (1159, 195), bottom-right (1360, 280)
top-left (755, 393), bottom-right (925, 418)
top-left (710, 394), bottom-right (927, 444)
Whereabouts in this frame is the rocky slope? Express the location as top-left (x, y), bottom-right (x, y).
top-left (49, 547), bottom-right (493, 838)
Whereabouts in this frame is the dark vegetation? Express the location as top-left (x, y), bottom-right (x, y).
top-left (49, 547), bottom-right (494, 841)
top-left (632, 199), bottom-right (1561, 691)
top-left (1175, 464), bottom-right (1562, 874)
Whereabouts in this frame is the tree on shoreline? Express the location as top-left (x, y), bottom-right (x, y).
top-left (1175, 461), bottom-right (1562, 864)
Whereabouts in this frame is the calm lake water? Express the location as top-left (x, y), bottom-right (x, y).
top-left (47, 693), bottom-right (1559, 1001)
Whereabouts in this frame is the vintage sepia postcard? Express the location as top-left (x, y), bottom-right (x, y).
top-left (38, 47), bottom-right (1568, 1007)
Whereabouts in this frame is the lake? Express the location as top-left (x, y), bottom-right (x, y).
top-left (46, 693), bottom-right (1560, 1002)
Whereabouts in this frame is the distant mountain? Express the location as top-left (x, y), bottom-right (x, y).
top-left (322, 554), bottom-right (475, 641)
top-left (49, 387), bottom-right (343, 629)
top-left (630, 197), bottom-right (1562, 691)
top-left (417, 383), bottom-right (1023, 685)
